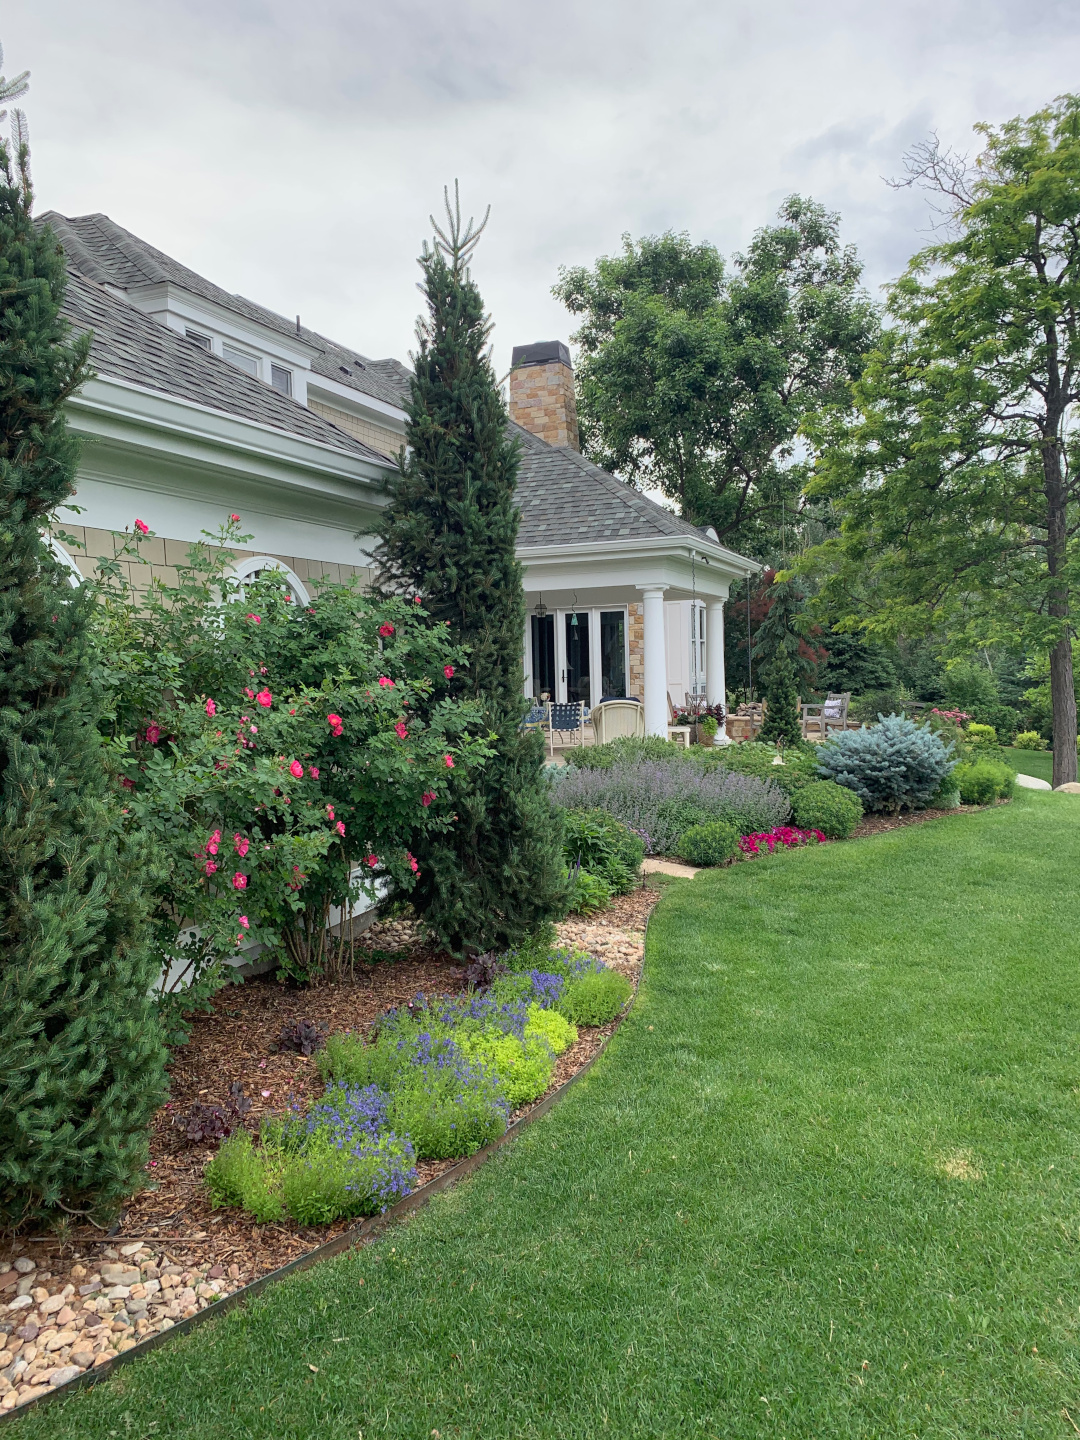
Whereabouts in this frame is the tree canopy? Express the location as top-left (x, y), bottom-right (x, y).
top-left (554, 197), bottom-right (878, 555)
top-left (802, 96), bottom-right (1080, 786)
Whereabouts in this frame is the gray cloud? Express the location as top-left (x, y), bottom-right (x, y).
top-left (5, 1), bottom-right (1079, 374)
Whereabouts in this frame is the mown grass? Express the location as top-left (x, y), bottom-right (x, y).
top-left (1007, 747), bottom-right (1055, 784)
top-left (16, 792), bottom-right (1080, 1439)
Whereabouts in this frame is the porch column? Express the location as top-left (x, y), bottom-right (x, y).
top-left (638, 584), bottom-right (668, 737)
top-left (706, 598), bottom-right (731, 744)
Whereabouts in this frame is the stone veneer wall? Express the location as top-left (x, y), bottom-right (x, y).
top-left (307, 400), bottom-right (404, 462)
top-left (53, 524), bottom-right (372, 594)
top-left (626, 602), bottom-right (644, 700)
top-left (508, 361), bottom-right (580, 450)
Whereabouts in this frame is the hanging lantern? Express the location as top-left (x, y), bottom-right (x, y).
top-left (533, 594), bottom-right (548, 620)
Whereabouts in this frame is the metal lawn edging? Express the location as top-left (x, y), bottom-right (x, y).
top-left (1, 914), bottom-right (652, 1425)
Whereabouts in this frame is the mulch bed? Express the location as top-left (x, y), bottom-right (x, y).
top-left (0, 889), bottom-right (662, 1411)
top-left (849, 799), bottom-right (1007, 840)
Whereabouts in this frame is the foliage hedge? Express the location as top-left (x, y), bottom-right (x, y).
top-left (562, 809), bottom-right (644, 894)
top-left (953, 760), bottom-right (1016, 805)
top-left (676, 820), bottom-right (740, 867)
top-left (790, 780), bottom-right (864, 839)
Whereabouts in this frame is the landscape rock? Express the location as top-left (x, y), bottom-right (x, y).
top-left (6, 1298), bottom-right (31, 1314)
top-left (12, 1261), bottom-right (34, 1277)
top-left (1053, 781), bottom-right (1080, 793)
top-left (49, 1365), bottom-right (82, 1387)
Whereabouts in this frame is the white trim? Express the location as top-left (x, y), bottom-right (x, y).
top-left (45, 535), bottom-right (83, 588)
top-left (232, 555), bottom-right (311, 606)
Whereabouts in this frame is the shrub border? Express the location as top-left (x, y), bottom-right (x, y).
top-left (1, 925), bottom-right (649, 1425)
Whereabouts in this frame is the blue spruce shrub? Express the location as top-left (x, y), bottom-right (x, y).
top-left (816, 715), bottom-right (956, 814)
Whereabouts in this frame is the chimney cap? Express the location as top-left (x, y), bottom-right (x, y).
top-left (511, 340), bottom-right (572, 370)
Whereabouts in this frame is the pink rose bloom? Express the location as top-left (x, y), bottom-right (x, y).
top-left (134, 518), bottom-right (149, 535)
top-left (230, 513), bottom-right (240, 522)
top-left (395, 720), bottom-right (408, 739)
top-left (378, 622), bottom-right (395, 637)
top-left (364, 853), bottom-right (378, 868)
top-left (246, 614), bottom-right (261, 624)
top-left (444, 753), bottom-right (454, 768)
top-left (204, 860), bottom-right (217, 876)
top-left (234, 834), bottom-right (250, 858)
top-left (238, 915), bottom-right (249, 928)
top-left (335, 821), bottom-right (346, 836)
top-left (205, 698), bottom-right (216, 717)
top-left (233, 872), bottom-right (248, 890)
top-left (421, 790), bottom-right (435, 807)
top-left (244, 688), bottom-right (255, 700)
top-left (413, 595), bottom-right (422, 604)
top-left (120, 775), bottom-right (135, 791)
top-left (256, 689), bottom-right (272, 707)
top-left (378, 676), bottom-right (394, 688)
top-left (326, 804), bottom-right (335, 820)
top-left (289, 759), bottom-right (304, 779)
top-left (443, 665), bottom-right (454, 679)
top-left (407, 851), bottom-right (419, 874)
top-left (144, 722), bottom-right (161, 745)
top-left (327, 713), bottom-right (343, 727)
top-left (309, 765), bottom-right (319, 778)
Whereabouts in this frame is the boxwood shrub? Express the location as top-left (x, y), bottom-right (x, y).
top-left (790, 780), bottom-right (864, 839)
top-left (676, 819), bottom-right (739, 867)
top-left (953, 759), bottom-right (1016, 805)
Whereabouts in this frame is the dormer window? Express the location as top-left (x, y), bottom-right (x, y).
top-left (223, 344), bottom-right (259, 378)
top-left (339, 365), bottom-right (352, 376)
top-left (270, 364), bottom-right (293, 397)
top-left (186, 329), bottom-right (211, 350)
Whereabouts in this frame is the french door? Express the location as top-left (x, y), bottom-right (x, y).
top-left (528, 608), bottom-right (628, 705)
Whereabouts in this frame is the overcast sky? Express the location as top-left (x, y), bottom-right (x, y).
top-left (6, 1), bottom-right (1079, 377)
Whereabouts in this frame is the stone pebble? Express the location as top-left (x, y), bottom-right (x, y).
top-left (0, 1250), bottom-right (248, 1413)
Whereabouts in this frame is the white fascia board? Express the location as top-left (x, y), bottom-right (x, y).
top-left (306, 374), bottom-right (408, 428)
top-left (519, 534), bottom-right (759, 589)
top-left (125, 283), bottom-right (321, 368)
top-left (67, 375), bottom-right (395, 501)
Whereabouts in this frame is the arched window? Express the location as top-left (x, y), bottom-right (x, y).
top-left (231, 555), bottom-right (310, 607)
top-left (45, 535), bottom-right (83, 589)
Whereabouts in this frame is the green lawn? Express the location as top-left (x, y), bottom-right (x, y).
top-left (18, 793), bottom-right (1080, 1439)
top-left (1007, 747), bottom-right (1055, 784)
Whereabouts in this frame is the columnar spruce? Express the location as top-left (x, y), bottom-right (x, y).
top-left (376, 188), bottom-right (567, 951)
top-left (0, 68), bottom-right (166, 1224)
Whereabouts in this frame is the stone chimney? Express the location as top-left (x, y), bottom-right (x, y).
top-left (508, 340), bottom-right (579, 450)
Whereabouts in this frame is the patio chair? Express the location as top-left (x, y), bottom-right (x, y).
top-left (547, 701), bottom-right (586, 756)
top-left (591, 698), bottom-right (645, 745)
top-left (801, 691), bottom-right (850, 740)
top-left (667, 694), bottom-right (692, 749)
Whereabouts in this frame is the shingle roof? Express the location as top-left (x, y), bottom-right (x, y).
top-left (512, 424), bottom-right (720, 548)
top-left (39, 211), bottom-right (410, 412)
top-left (58, 268), bottom-right (394, 464)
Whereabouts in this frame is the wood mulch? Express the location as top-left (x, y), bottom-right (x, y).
top-left (849, 799), bottom-right (1008, 840)
top-left (0, 887), bottom-right (663, 1381)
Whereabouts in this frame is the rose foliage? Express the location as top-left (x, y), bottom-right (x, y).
top-left (86, 517), bottom-right (490, 1037)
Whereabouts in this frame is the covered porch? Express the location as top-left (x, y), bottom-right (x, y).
top-left (519, 534), bottom-right (759, 738)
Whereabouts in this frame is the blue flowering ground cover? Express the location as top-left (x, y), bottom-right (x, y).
top-left (203, 944), bottom-right (631, 1224)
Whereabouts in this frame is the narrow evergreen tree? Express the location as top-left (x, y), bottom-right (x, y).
top-left (0, 66), bottom-right (166, 1225)
top-left (376, 187), bottom-right (567, 952)
top-left (759, 649), bottom-right (803, 747)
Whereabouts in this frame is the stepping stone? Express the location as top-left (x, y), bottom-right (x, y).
top-left (1053, 782), bottom-right (1080, 794)
top-left (642, 858), bottom-right (699, 878)
top-left (1015, 773), bottom-right (1051, 790)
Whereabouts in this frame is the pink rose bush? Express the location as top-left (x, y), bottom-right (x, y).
top-left (90, 513), bottom-right (482, 1016)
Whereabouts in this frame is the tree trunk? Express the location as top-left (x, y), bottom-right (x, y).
top-left (1050, 636), bottom-right (1078, 788)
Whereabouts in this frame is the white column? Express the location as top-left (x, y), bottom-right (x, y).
top-left (706, 598), bottom-right (731, 744)
top-left (638, 585), bottom-right (668, 737)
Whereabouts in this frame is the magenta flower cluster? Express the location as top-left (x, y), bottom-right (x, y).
top-left (739, 825), bottom-right (826, 856)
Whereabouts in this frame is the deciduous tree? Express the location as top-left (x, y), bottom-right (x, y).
top-left (803, 98), bottom-right (1080, 786)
